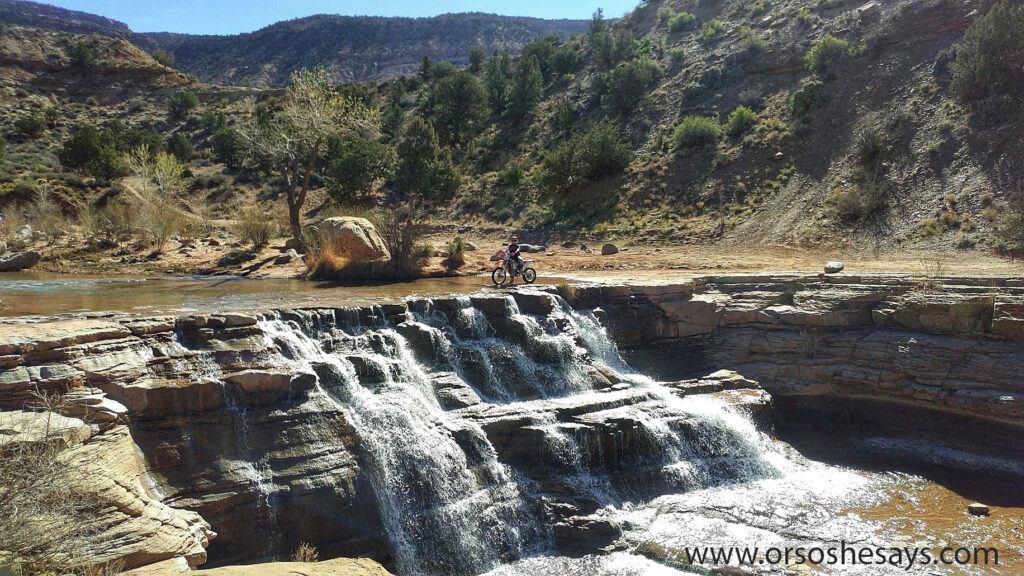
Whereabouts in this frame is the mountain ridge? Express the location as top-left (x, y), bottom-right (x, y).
top-left (0, 0), bottom-right (591, 85)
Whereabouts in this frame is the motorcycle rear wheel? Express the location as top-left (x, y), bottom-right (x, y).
top-left (522, 267), bottom-right (537, 284)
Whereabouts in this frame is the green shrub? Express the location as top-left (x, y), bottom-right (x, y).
top-left (210, 128), bottom-right (243, 168)
top-left (804, 35), bottom-right (850, 71)
top-left (796, 8), bottom-right (814, 27)
top-left (44, 106), bottom-right (60, 128)
top-left (14, 114), bottom-right (46, 138)
top-left (167, 89), bottom-right (199, 120)
top-left (68, 39), bottom-right (96, 68)
top-left (994, 212), bottom-right (1024, 256)
top-left (540, 119), bottom-right (631, 196)
top-left (790, 79), bottom-right (828, 116)
top-left (445, 236), bottom-right (466, 267)
top-left (740, 26), bottom-right (767, 53)
top-left (602, 57), bottom-right (661, 114)
top-left (749, 0), bottom-right (772, 16)
top-left (549, 42), bottom-right (580, 75)
top-left (152, 49), bottom-right (175, 68)
top-left (324, 137), bottom-right (397, 203)
top-left (496, 164), bottom-right (526, 187)
top-left (668, 47), bottom-right (687, 68)
top-left (166, 132), bottom-right (194, 162)
top-left (59, 124), bottom-right (127, 180)
top-left (673, 116), bottom-right (721, 149)
top-left (831, 185), bottom-right (884, 223)
top-left (668, 12), bottom-right (697, 32)
top-left (726, 106), bottom-right (757, 136)
top-left (700, 19), bottom-right (725, 44)
top-left (950, 0), bottom-right (1024, 103)
top-left (202, 111), bottom-right (228, 132)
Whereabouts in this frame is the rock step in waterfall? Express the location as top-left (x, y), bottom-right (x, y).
top-left (0, 288), bottom-right (778, 575)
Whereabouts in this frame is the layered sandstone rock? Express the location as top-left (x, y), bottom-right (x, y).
top-left (122, 556), bottom-right (393, 575)
top-left (566, 275), bottom-right (1024, 426)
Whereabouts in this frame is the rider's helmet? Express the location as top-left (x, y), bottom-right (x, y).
top-left (510, 235), bottom-right (518, 243)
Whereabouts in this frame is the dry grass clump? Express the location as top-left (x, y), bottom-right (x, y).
top-left (232, 204), bottom-right (277, 250)
top-left (0, 391), bottom-right (117, 576)
top-left (304, 240), bottom-right (391, 281)
top-left (291, 542), bottom-right (320, 563)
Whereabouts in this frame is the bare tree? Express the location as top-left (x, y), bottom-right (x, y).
top-left (242, 67), bottom-right (379, 243)
top-left (123, 147), bottom-right (190, 250)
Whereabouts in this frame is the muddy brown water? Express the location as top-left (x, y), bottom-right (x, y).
top-left (0, 272), bottom-right (572, 317)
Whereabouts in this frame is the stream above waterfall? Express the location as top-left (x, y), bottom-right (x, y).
top-left (0, 272), bottom-right (571, 317)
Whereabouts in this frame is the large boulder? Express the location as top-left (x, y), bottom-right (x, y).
top-left (0, 250), bottom-right (42, 271)
top-left (316, 217), bottom-right (390, 262)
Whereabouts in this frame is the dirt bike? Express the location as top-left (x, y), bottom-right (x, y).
top-left (491, 250), bottom-right (537, 286)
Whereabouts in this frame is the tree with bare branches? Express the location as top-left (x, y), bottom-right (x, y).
top-left (242, 67), bottom-right (379, 243)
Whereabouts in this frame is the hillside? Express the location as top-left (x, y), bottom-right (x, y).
top-left (138, 14), bottom-right (590, 86)
top-left (0, 1), bottom-right (589, 86)
top-left (430, 0), bottom-right (1023, 252)
top-left (0, 0), bottom-right (1023, 279)
top-left (0, 0), bottom-right (130, 37)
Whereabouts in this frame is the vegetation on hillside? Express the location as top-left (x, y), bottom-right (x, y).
top-left (2, 0), bottom-right (1024, 276)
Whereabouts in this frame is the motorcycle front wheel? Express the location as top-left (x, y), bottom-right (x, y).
top-left (522, 267), bottom-right (537, 284)
top-left (491, 267), bottom-right (508, 286)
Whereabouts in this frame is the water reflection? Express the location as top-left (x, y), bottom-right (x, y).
top-left (0, 272), bottom-right (570, 317)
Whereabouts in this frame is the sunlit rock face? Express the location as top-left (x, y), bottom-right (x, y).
top-left (582, 276), bottom-right (1024, 428)
top-left (4, 275), bottom-right (1024, 575)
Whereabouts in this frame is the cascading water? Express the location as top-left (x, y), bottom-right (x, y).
top-left (247, 290), bottom-right (782, 575)
top-left (259, 311), bottom-right (538, 575)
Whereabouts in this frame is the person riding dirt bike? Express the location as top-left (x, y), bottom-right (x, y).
top-left (505, 235), bottom-right (522, 283)
top-left (492, 235), bottom-right (537, 287)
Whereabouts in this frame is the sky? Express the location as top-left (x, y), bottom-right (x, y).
top-left (47, 1), bottom-right (640, 35)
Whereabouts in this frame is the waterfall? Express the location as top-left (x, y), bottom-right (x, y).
top-left (249, 291), bottom-right (779, 576)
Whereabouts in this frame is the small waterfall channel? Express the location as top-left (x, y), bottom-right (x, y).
top-left (245, 291), bottom-right (779, 576)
